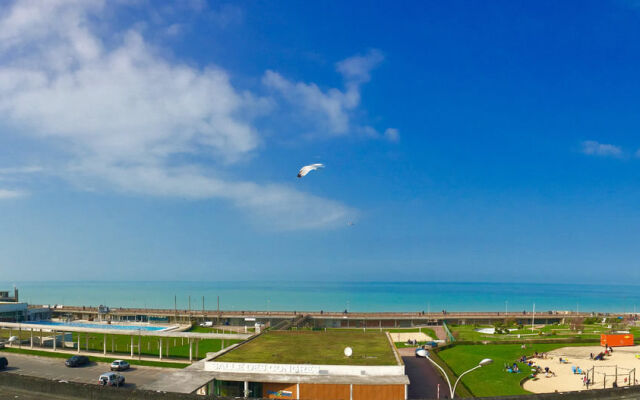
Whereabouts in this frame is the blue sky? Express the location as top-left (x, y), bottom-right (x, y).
top-left (1, 0), bottom-right (640, 283)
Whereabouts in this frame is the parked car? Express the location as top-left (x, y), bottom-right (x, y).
top-left (110, 360), bottom-right (130, 371)
top-left (415, 347), bottom-right (428, 358)
top-left (0, 357), bottom-right (7, 369)
top-left (65, 355), bottom-right (89, 367)
top-left (98, 372), bottom-right (125, 387)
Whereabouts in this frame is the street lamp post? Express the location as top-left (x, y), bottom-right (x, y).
top-left (452, 359), bottom-right (493, 396)
top-left (425, 353), bottom-right (493, 399)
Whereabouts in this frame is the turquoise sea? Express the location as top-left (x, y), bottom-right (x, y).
top-left (2, 281), bottom-right (640, 313)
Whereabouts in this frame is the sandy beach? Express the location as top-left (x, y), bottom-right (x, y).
top-left (389, 332), bottom-right (433, 343)
top-left (523, 345), bottom-right (640, 393)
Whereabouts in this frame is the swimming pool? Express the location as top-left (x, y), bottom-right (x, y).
top-left (23, 321), bottom-right (166, 331)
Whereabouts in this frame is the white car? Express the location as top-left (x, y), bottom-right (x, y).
top-left (98, 372), bottom-right (125, 387)
top-left (415, 348), bottom-right (428, 358)
top-left (110, 360), bottom-right (130, 371)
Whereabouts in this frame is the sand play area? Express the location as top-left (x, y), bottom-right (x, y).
top-left (389, 332), bottom-right (433, 343)
top-left (523, 345), bottom-right (640, 393)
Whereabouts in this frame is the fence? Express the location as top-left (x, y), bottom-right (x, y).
top-left (442, 321), bottom-right (455, 342)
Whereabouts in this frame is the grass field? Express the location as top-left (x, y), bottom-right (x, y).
top-left (67, 332), bottom-right (240, 360)
top-left (188, 326), bottom-right (254, 334)
top-left (437, 343), bottom-right (591, 397)
top-left (0, 329), bottom-right (54, 340)
top-left (217, 331), bottom-right (398, 365)
top-left (450, 324), bottom-right (605, 342)
top-left (0, 347), bottom-right (186, 368)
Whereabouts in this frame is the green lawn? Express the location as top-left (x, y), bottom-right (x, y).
top-left (217, 331), bottom-right (397, 365)
top-left (450, 324), bottom-right (606, 342)
top-left (1, 328), bottom-right (241, 360)
top-left (188, 326), bottom-right (254, 334)
top-left (0, 329), bottom-right (54, 341)
top-left (0, 347), bottom-right (186, 368)
top-left (437, 343), bottom-right (590, 397)
top-left (68, 332), bottom-right (240, 360)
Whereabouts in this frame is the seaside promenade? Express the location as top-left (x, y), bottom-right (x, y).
top-left (45, 304), bottom-right (603, 326)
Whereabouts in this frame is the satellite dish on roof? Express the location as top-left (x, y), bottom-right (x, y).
top-left (344, 347), bottom-right (353, 357)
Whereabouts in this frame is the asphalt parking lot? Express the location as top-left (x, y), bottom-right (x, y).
top-left (0, 353), bottom-right (169, 390)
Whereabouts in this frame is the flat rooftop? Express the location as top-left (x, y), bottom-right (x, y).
top-left (216, 331), bottom-right (398, 366)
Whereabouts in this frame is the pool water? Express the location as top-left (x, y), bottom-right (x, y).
top-left (23, 321), bottom-right (166, 331)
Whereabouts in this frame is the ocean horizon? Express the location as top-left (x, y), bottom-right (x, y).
top-left (2, 281), bottom-right (639, 314)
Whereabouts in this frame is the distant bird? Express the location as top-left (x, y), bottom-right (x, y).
top-left (297, 163), bottom-right (324, 178)
top-left (347, 221), bottom-right (355, 226)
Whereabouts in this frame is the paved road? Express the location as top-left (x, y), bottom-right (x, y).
top-left (398, 348), bottom-right (450, 399)
top-left (1, 353), bottom-right (168, 390)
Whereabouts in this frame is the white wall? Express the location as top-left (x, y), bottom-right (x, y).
top-left (205, 361), bottom-right (405, 376)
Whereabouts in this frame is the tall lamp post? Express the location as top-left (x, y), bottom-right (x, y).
top-left (424, 351), bottom-right (493, 399)
top-left (452, 358), bottom-right (493, 397)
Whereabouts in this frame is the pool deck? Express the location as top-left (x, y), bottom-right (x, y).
top-left (23, 319), bottom-right (182, 332)
top-left (0, 321), bottom-right (251, 340)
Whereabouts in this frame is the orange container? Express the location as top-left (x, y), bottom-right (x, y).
top-left (601, 334), bottom-right (634, 347)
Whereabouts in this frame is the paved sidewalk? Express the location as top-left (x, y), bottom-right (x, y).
top-left (432, 326), bottom-right (448, 341)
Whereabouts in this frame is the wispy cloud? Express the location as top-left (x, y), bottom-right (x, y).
top-left (0, 0), bottom-right (353, 229)
top-left (336, 49), bottom-right (384, 85)
top-left (580, 140), bottom-right (623, 157)
top-left (263, 49), bottom-right (396, 140)
top-left (384, 128), bottom-right (400, 142)
top-left (0, 188), bottom-right (26, 199)
top-left (0, 166), bottom-right (43, 175)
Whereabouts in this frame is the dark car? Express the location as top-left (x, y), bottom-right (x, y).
top-left (0, 357), bottom-right (7, 369)
top-left (65, 355), bottom-right (89, 367)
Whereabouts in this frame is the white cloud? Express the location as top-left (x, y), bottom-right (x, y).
top-left (0, 166), bottom-right (43, 175)
top-left (580, 141), bottom-right (623, 157)
top-left (77, 163), bottom-right (350, 230)
top-left (0, 0), bottom-right (350, 229)
top-left (165, 23), bottom-right (183, 36)
top-left (0, 188), bottom-right (26, 199)
top-left (336, 49), bottom-right (384, 85)
top-left (263, 49), bottom-right (392, 137)
top-left (384, 128), bottom-right (399, 142)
